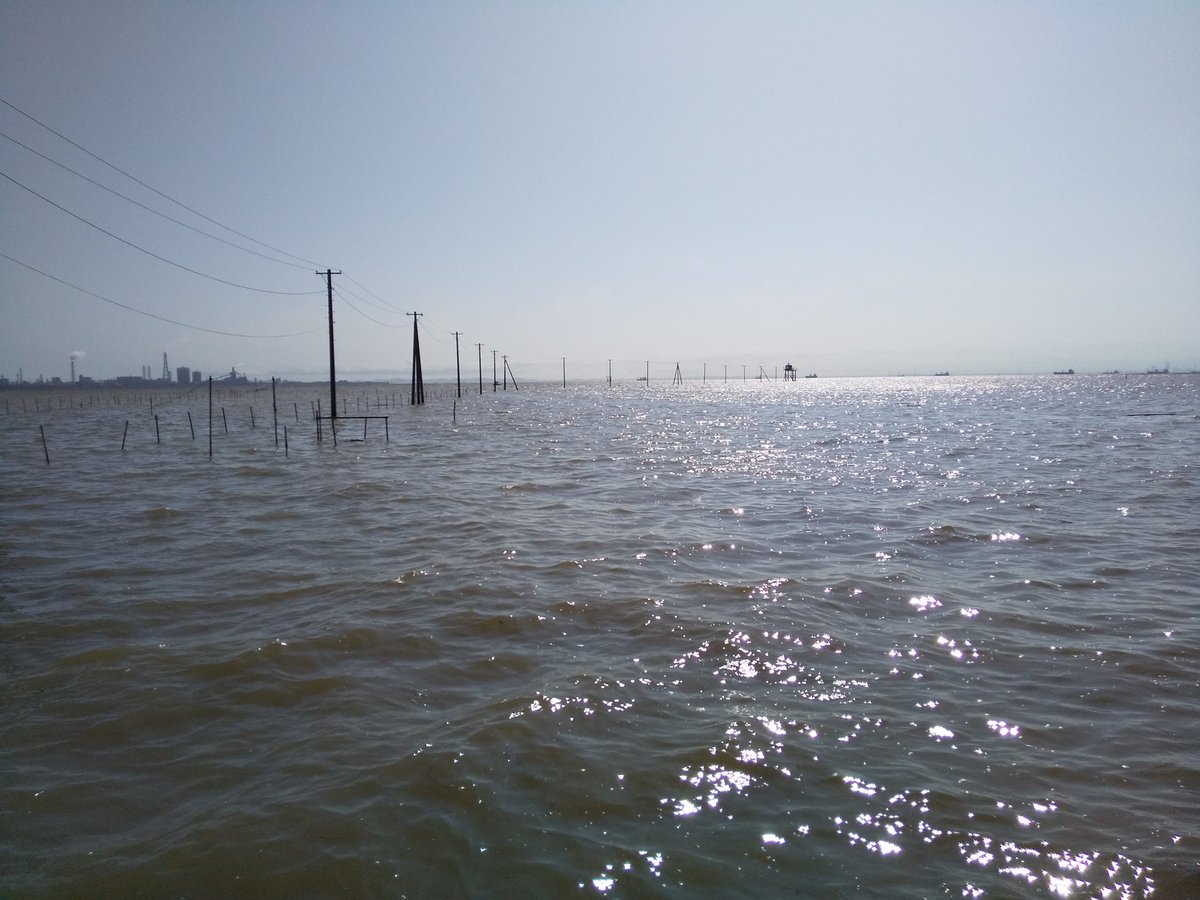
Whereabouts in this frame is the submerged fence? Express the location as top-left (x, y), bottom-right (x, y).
top-left (3, 379), bottom-right (499, 465)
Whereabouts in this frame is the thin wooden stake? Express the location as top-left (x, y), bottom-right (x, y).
top-left (40, 425), bottom-right (50, 464)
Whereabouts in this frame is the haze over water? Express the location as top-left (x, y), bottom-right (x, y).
top-left (2, 374), bottom-right (1198, 897)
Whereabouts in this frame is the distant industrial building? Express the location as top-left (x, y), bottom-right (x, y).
top-left (177, 366), bottom-right (190, 385)
top-left (192, 370), bottom-right (202, 383)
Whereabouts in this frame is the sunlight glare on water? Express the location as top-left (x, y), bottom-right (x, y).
top-left (1, 374), bottom-right (1197, 896)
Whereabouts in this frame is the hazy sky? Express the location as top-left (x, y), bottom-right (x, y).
top-left (2, 1), bottom-right (1197, 383)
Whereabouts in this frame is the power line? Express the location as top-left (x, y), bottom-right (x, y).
top-left (1, 169), bottom-right (321, 296)
top-left (0, 251), bottom-right (323, 339)
top-left (335, 281), bottom-right (408, 318)
top-left (0, 93), bottom-right (324, 269)
top-left (334, 289), bottom-right (408, 328)
top-left (343, 273), bottom-right (406, 313)
top-left (0, 128), bottom-right (312, 270)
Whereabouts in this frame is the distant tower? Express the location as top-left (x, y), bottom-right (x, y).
top-left (70, 356), bottom-right (76, 383)
top-left (162, 352), bottom-right (170, 382)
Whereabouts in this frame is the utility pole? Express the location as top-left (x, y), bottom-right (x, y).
top-left (503, 355), bottom-right (509, 390)
top-left (453, 331), bottom-right (463, 398)
top-left (645, 360), bottom-right (650, 385)
top-left (562, 357), bottom-right (566, 388)
top-left (318, 269), bottom-right (342, 419)
top-left (476, 343), bottom-right (484, 395)
top-left (492, 350), bottom-right (498, 392)
top-left (673, 363), bottom-right (683, 385)
top-left (608, 359), bottom-right (612, 387)
top-left (409, 312), bottom-right (425, 405)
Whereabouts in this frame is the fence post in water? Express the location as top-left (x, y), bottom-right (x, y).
top-left (294, 401), bottom-right (299, 423)
top-left (40, 425), bottom-right (50, 464)
top-left (188, 411), bottom-right (195, 439)
top-left (155, 415), bottom-right (161, 445)
top-left (222, 407), bottom-right (228, 434)
top-left (453, 400), bottom-right (457, 424)
top-left (284, 425), bottom-right (289, 457)
top-left (122, 420), bottom-right (129, 451)
top-left (250, 406), bottom-right (256, 429)
top-left (272, 378), bottom-right (278, 446)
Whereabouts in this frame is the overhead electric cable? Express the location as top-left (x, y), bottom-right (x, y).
top-left (0, 128), bottom-right (311, 270)
top-left (1, 170), bottom-right (321, 295)
top-left (344, 273), bottom-right (407, 313)
top-left (336, 281), bottom-right (409, 316)
top-left (0, 251), bottom-right (323, 338)
top-left (334, 289), bottom-right (408, 328)
top-left (0, 94), bottom-right (325, 269)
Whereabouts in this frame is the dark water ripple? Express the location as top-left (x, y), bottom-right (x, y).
top-left (2, 375), bottom-right (1198, 896)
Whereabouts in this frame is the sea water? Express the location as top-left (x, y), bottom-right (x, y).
top-left (2, 374), bottom-right (1197, 897)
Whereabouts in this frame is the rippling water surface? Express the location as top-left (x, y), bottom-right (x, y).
top-left (2, 375), bottom-right (1198, 897)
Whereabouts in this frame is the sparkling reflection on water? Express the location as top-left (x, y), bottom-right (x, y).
top-left (1, 375), bottom-right (1198, 897)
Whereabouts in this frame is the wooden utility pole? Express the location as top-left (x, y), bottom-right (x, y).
top-left (492, 350), bottom-right (498, 391)
top-left (476, 343), bottom-right (484, 395)
top-left (453, 331), bottom-right (463, 398)
top-left (409, 312), bottom-right (425, 405)
top-left (319, 269), bottom-right (342, 418)
top-left (562, 357), bottom-right (566, 388)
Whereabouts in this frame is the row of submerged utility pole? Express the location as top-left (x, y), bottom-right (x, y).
top-left (318, 270), bottom-right (520, 421)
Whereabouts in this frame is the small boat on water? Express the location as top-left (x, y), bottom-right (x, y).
top-left (1054, 369), bottom-right (1075, 375)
